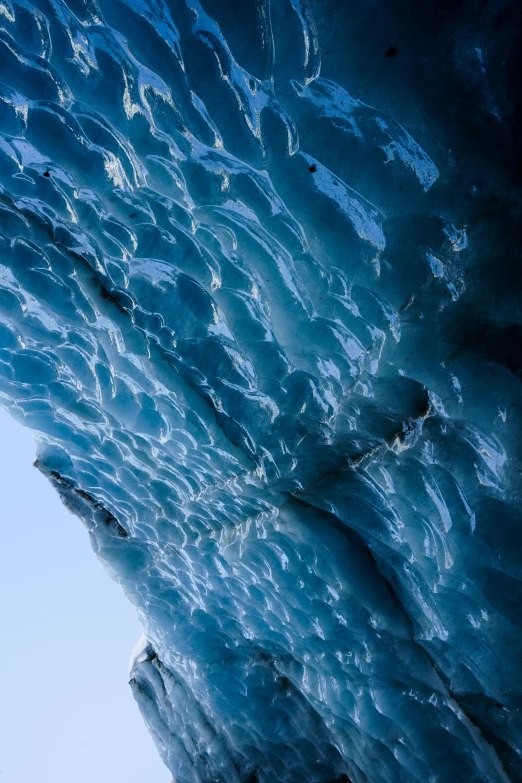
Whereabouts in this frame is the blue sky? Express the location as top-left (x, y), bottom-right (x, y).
top-left (0, 408), bottom-right (170, 782)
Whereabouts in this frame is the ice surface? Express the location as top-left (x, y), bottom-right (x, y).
top-left (0, 1), bottom-right (521, 781)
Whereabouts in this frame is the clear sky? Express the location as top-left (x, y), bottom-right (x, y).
top-left (0, 408), bottom-right (171, 782)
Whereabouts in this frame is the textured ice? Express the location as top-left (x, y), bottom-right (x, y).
top-left (0, 1), bottom-right (521, 781)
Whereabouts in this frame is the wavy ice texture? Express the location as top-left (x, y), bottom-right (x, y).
top-left (0, 0), bottom-right (522, 781)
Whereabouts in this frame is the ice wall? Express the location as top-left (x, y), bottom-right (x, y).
top-left (0, 1), bottom-right (521, 781)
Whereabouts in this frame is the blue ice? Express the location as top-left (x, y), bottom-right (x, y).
top-left (0, 0), bottom-right (521, 781)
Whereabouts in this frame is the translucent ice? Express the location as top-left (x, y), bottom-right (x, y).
top-left (0, 1), bottom-right (521, 781)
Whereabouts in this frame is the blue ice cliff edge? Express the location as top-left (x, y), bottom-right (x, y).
top-left (0, 1), bottom-right (521, 781)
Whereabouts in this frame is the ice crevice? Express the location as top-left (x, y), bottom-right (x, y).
top-left (0, 0), bottom-right (521, 781)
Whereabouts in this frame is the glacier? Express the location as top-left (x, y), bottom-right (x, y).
top-left (0, 0), bottom-right (521, 781)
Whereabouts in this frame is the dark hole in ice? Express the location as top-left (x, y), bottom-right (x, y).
top-left (43, 171), bottom-right (50, 177)
top-left (309, 164), bottom-right (317, 173)
top-left (385, 46), bottom-right (398, 57)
